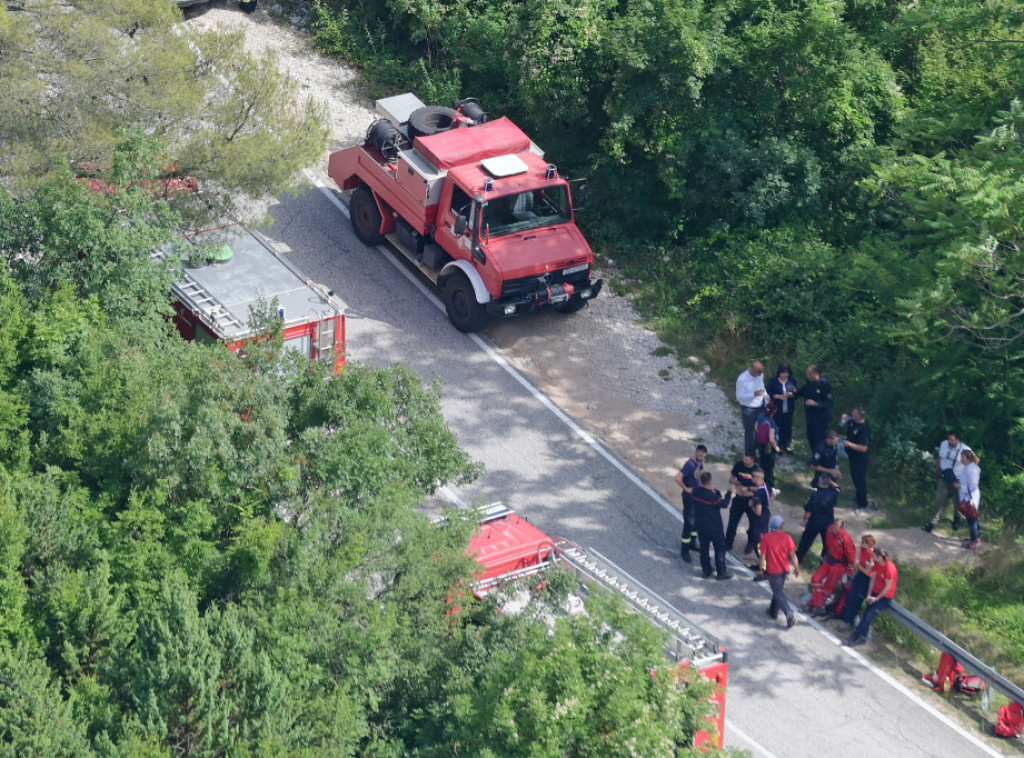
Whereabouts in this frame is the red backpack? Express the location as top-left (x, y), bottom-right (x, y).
top-left (995, 702), bottom-right (1023, 738)
top-left (756, 420), bottom-right (772, 446)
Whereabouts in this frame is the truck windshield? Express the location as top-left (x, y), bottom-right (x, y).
top-left (483, 185), bottom-right (571, 237)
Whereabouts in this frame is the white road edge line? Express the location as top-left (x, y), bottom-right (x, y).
top-left (312, 176), bottom-right (1006, 757)
top-left (725, 718), bottom-right (781, 758)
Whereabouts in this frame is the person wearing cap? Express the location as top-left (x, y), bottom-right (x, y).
top-left (806, 519), bottom-right (855, 615)
top-left (844, 547), bottom-right (898, 646)
top-left (760, 515), bottom-right (800, 628)
top-left (736, 361), bottom-right (767, 457)
top-left (690, 471), bottom-right (735, 580)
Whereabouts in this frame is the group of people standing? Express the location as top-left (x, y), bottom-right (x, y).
top-left (736, 361), bottom-right (873, 512)
top-left (674, 360), bottom-right (981, 640)
top-left (676, 445), bottom-right (774, 580)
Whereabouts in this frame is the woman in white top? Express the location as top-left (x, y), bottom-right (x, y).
top-left (959, 450), bottom-right (982, 549)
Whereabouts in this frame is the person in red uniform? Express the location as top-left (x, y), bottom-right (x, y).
top-left (837, 534), bottom-right (876, 623)
top-left (844, 547), bottom-right (897, 646)
top-left (807, 519), bottom-right (855, 615)
top-left (760, 514), bottom-right (800, 628)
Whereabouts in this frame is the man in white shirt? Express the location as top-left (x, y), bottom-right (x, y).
top-left (736, 361), bottom-right (767, 457)
top-left (924, 430), bottom-right (972, 533)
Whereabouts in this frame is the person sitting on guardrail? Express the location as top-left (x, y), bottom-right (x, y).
top-left (843, 547), bottom-right (897, 647)
top-left (807, 518), bottom-right (855, 616)
top-left (837, 534), bottom-right (875, 625)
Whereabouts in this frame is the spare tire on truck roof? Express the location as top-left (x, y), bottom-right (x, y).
top-left (407, 106), bottom-right (458, 139)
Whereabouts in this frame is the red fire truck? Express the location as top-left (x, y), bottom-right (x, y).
top-left (328, 93), bottom-right (602, 332)
top-left (158, 224), bottom-right (346, 372)
top-left (468, 504), bottom-right (729, 750)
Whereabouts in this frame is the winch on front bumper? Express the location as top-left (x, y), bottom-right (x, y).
top-left (487, 278), bottom-right (604, 316)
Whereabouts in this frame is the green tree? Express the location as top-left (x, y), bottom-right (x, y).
top-left (0, 642), bottom-right (93, 758)
top-left (413, 589), bottom-right (721, 757)
top-left (0, 0), bottom-right (327, 222)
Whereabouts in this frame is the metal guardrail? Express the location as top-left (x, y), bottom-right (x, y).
top-left (885, 601), bottom-right (1024, 707)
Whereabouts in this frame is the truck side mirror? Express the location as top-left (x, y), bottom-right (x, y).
top-left (454, 214), bottom-right (468, 236)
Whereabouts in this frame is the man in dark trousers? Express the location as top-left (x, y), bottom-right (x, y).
top-left (761, 514), bottom-right (800, 628)
top-left (691, 472), bottom-right (735, 580)
top-left (925, 430), bottom-right (971, 533)
top-left (810, 430), bottom-right (843, 489)
top-left (799, 364), bottom-right (834, 452)
top-left (736, 361), bottom-right (767, 456)
top-left (796, 474), bottom-right (840, 563)
top-left (725, 453), bottom-right (758, 552)
top-left (844, 548), bottom-right (898, 647)
top-left (842, 407), bottom-right (872, 512)
top-left (748, 469), bottom-right (772, 561)
top-left (675, 445), bottom-right (707, 563)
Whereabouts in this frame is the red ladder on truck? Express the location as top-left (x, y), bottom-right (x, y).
top-left (469, 503), bottom-right (728, 748)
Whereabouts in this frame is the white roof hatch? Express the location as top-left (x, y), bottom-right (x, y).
top-left (481, 154), bottom-right (529, 177)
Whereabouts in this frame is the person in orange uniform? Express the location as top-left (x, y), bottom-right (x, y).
top-left (807, 519), bottom-right (855, 615)
top-left (760, 515), bottom-right (800, 628)
top-left (844, 547), bottom-right (897, 646)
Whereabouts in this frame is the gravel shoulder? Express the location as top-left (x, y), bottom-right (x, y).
top-left (186, 2), bottom-right (984, 573)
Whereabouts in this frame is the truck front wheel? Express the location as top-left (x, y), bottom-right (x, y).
top-left (443, 274), bottom-right (487, 333)
top-left (350, 187), bottom-right (384, 246)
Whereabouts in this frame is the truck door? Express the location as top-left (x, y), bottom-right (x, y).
top-left (435, 182), bottom-right (475, 262)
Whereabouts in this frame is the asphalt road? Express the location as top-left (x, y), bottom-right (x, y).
top-left (264, 181), bottom-right (1006, 758)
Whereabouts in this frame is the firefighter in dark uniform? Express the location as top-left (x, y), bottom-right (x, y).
top-left (725, 453), bottom-right (758, 553)
top-left (796, 475), bottom-right (841, 563)
top-left (841, 407), bottom-right (872, 512)
top-left (810, 430), bottom-right (842, 489)
top-left (675, 445), bottom-right (707, 563)
top-left (691, 471), bottom-right (734, 580)
top-left (798, 364), bottom-right (834, 452)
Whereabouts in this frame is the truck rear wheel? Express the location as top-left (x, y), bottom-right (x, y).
top-left (443, 273), bottom-right (487, 333)
top-left (350, 187), bottom-right (384, 246)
